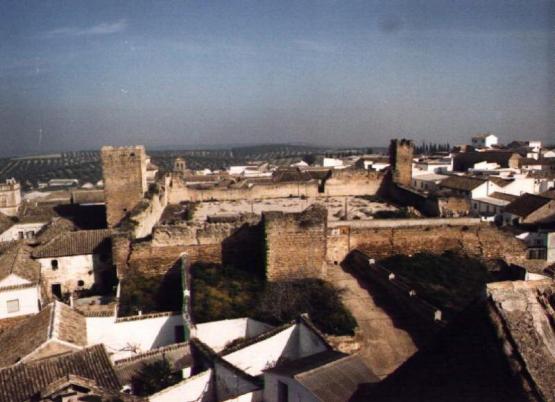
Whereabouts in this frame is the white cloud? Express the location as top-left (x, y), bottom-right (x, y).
top-left (45, 19), bottom-right (127, 37)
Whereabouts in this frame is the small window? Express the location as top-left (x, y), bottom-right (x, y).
top-left (51, 260), bottom-right (58, 270)
top-left (77, 280), bottom-right (84, 287)
top-left (18, 231), bottom-right (24, 240)
top-left (7, 299), bottom-right (20, 313)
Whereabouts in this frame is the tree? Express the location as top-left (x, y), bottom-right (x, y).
top-left (302, 154), bottom-right (316, 165)
top-left (131, 358), bottom-right (181, 396)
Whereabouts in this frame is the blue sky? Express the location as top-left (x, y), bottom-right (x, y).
top-left (0, 0), bottom-right (553, 156)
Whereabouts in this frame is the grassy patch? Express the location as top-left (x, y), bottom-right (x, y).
top-left (379, 252), bottom-right (493, 317)
top-left (191, 263), bottom-right (356, 336)
top-left (118, 272), bottom-right (183, 316)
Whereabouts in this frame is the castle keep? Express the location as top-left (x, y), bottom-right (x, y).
top-left (101, 146), bottom-right (148, 228)
top-left (389, 139), bottom-right (413, 187)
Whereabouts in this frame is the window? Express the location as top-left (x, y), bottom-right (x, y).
top-left (527, 248), bottom-right (547, 260)
top-left (277, 381), bottom-right (288, 402)
top-left (174, 325), bottom-right (185, 342)
top-left (77, 280), bottom-right (85, 287)
top-left (6, 299), bottom-right (20, 313)
top-left (51, 260), bottom-right (58, 270)
top-left (18, 231), bottom-right (24, 240)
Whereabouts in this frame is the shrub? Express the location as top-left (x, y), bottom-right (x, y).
top-left (191, 263), bottom-right (356, 336)
top-left (131, 358), bottom-right (181, 396)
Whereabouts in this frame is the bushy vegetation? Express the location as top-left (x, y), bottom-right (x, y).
top-left (191, 263), bottom-right (356, 336)
top-left (131, 358), bottom-right (181, 396)
top-left (118, 272), bottom-right (182, 316)
top-left (379, 252), bottom-right (494, 317)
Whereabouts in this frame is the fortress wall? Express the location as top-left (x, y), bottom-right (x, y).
top-left (323, 170), bottom-right (384, 197)
top-left (169, 181), bottom-right (320, 203)
top-left (326, 223), bottom-right (527, 264)
top-left (263, 205), bottom-right (327, 281)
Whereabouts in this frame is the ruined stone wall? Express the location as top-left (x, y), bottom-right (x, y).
top-left (263, 205), bottom-right (327, 281)
top-left (117, 217), bottom-right (262, 278)
top-left (169, 180), bottom-right (319, 203)
top-left (326, 222), bottom-right (527, 265)
top-left (436, 195), bottom-right (471, 217)
top-left (101, 146), bottom-right (148, 228)
top-left (323, 169), bottom-right (384, 197)
top-left (124, 176), bottom-right (171, 239)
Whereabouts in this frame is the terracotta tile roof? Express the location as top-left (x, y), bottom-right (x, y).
top-left (32, 229), bottom-right (111, 258)
top-left (34, 217), bottom-right (77, 243)
top-left (266, 351), bottom-right (379, 402)
top-left (0, 243), bottom-right (40, 284)
top-left (0, 212), bottom-right (13, 235)
top-left (439, 175), bottom-right (486, 192)
top-left (488, 176), bottom-right (512, 187)
top-left (114, 342), bottom-right (191, 384)
top-left (489, 192), bottom-right (518, 202)
top-left (0, 301), bottom-right (86, 367)
top-left (0, 345), bottom-right (121, 402)
top-left (504, 193), bottom-right (553, 218)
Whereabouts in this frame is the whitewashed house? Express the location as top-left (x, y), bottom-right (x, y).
top-left (323, 158), bottom-right (345, 169)
top-left (412, 173), bottom-right (448, 192)
top-left (471, 133), bottom-right (498, 149)
top-left (0, 244), bottom-right (41, 320)
top-left (0, 220), bottom-right (48, 242)
top-left (413, 158), bottom-right (453, 174)
top-left (31, 229), bottom-right (113, 299)
top-left (471, 192), bottom-right (517, 219)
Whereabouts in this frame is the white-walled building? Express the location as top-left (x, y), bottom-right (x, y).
top-left (413, 158), bottom-right (453, 174)
top-left (0, 244), bottom-right (41, 320)
top-left (411, 173), bottom-right (448, 192)
top-left (32, 229), bottom-right (113, 299)
top-left (471, 133), bottom-right (498, 149)
top-left (0, 221), bottom-right (48, 242)
top-left (323, 158), bottom-right (344, 169)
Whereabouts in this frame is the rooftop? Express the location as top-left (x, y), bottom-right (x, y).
top-left (0, 243), bottom-right (40, 284)
top-left (0, 345), bottom-right (121, 402)
top-left (504, 193), bottom-right (554, 218)
top-left (32, 228), bottom-right (111, 258)
top-left (439, 175), bottom-right (486, 191)
top-left (0, 301), bottom-right (86, 367)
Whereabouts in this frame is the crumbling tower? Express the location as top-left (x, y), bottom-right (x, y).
top-left (101, 146), bottom-right (148, 228)
top-left (389, 139), bottom-right (414, 187)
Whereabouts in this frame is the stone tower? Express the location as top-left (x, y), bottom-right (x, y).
top-left (101, 146), bottom-right (148, 228)
top-left (0, 178), bottom-right (21, 217)
top-left (389, 139), bottom-right (414, 187)
top-left (173, 157), bottom-right (187, 173)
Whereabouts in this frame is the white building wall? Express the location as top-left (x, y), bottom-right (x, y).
top-left (86, 313), bottom-right (186, 360)
top-left (194, 318), bottom-right (273, 352)
top-left (0, 222), bottom-right (47, 242)
top-left (149, 370), bottom-right (213, 402)
top-left (222, 323), bottom-right (328, 377)
top-left (0, 274), bottom-right (32, 288)
top-left (222, 391), bottom-right (263, 402)
top-left (0, 286), bottom-right (40, 319)
top-left (215, 362), bottom-right (259, 401)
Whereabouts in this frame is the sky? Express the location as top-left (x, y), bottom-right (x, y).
top-left (0, 0), bottom-right (553, 157)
